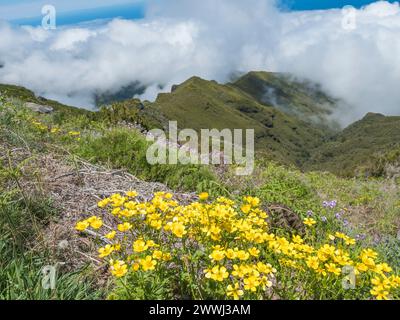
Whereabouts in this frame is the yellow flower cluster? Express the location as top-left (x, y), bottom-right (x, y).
top-left (75, 216), bottom-right (103, 231)
top-left (31, 120), bottom-right (49, 132)
top-left (30, 119), bottom-right (80, 139)
top-left (75, 191), bottom-right (400, 300)
top-left (371, 275), bottom-right (400, 300)
top-left (330, 232), bottom-right (356, 246)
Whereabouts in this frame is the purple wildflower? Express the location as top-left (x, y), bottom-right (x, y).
top-left (323, 200), bottom-right (337, 209)
top-left (321, 216), bottom-right (327, 223)
top-left (356, 234), bottom-right (366, 241)
top-left (307, 210), bottom-right (313, 217)
top-left (329, 200), bottom-right (337, 209)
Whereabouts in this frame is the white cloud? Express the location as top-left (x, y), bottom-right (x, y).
top-left (0, 0), bottom-right (400, 125)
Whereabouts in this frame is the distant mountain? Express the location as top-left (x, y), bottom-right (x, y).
top-left (95, 71), bottom-right (342, 128)
top-left (306, 113), bottom-right (400, 176)
top-left (149, 75), bottom-right (332, 166)
top-left (231, 71), bottom-right (340, 129)
top-left (94, 81), bottom-right (147, 107)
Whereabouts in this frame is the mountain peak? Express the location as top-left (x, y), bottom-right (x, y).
top-left (362, 112), bottom-right (385, 120)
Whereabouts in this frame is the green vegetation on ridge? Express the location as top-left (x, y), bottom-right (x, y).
top-left (307, 112), bottom-right (400, 177)
top-left (231, 71), bottom-right (339, 128)
top-left (151, 76), bottom-right (330, 166)
top-left (2, 73), bottom-right (400, 178)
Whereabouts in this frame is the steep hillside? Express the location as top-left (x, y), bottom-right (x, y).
top-left (0, 84), bottom-right (93, 119)
top-left (307, 113), bottom-right (400, 176)
top-left (150, 76), bottom-right (331, 166)
top-left (0, 83), bottom-right (163, 131)
top-left (231, 71), bottom-right (340, 129)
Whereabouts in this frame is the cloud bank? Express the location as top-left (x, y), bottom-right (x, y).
top-left (0, 0), bottom-right (400, 125)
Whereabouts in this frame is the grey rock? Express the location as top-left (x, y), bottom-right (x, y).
top-left (25, 102), bottom-right (54, 114)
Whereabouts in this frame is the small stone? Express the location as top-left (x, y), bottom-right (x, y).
top-left (25, 102), bottom-right (54, 114)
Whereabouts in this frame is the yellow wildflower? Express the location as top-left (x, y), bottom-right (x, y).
top-left (140, 256), bottom-right (157, 271)
top-left (152, 250), bottom-right (163, 260)
top-left (325, 263), bottom-right (341, 276)
top-left (170, 222), bottom-right (187, 238)
top-left (133, 239), bottom-right (149, 253)
top-left (117, 222), bottom-right (132, 232)
top-left (244, 276), bottom-right (260, 292)
top-left (248, 247), bottom-right (260, 257)
top-left (227, 283), bottom-right (244, 300)
top-left (98, 245), bottom-right (114, 258)
top-left (205, 266), bottom-right (229, 282)
top-left (126, 190), bottom-right (138, 198)
top-left (110, 260), bottom-right (128, 278)
top-left (209, 250), bottom-right (225, 261)
top-left (105, 231), bottom-right (116, 240)
top-left (199, 192), bottom-right (209, 201)
top-left (241, 204), bottom-right (251, 214)
top-left (303, 218), bottom-right (316, 227)
top-left (75, 220), bottom-right (89, 232)
top-left (87, 216), bottom-right (103, 229)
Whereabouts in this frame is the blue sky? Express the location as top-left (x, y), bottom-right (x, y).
top-left (0, 0), bottom-right (396, 26)
top-left (0, 0), bottom-right (144, 25)
top-left (281, 0), bottom-right (395, 10)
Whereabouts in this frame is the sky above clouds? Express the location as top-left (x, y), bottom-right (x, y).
top-left (283, 0), bottom-right (396, 10)
top-left (1, 1), bottom-right (141, 21)
top-left (0, 0), bottom-right (397, 22)
top-left (0, 1), bottom-right (400, 125)
top-left (1, 0), bottom-right (397, 25)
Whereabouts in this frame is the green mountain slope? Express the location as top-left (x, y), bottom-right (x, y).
top-left (306, 113), bottom-right (400, 176)
top-left (150, 76), bottom-right (331, 166)
top-left (0, 84), bottom-right (91, 115)
top-left (0, 83), bottom-right (163, 130)
top-left (231, 71), bottom-right (340, 129)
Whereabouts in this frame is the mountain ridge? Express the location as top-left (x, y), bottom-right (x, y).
top-left (2, 71), bottom-right (399, 177)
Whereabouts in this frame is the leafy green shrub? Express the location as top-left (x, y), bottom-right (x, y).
top-left (249, 163), bottom-right (320, 216)
top-left (73, 127), bottom-right (216, 191)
